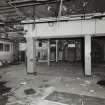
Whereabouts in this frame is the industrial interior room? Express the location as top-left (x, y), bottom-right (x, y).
top-left (0, 0), bottom-right (105, 105)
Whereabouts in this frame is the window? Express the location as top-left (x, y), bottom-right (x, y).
top-left (0, 43), bottom-right (3, 51)
top-left (4, 44), bottom-right (10, 51)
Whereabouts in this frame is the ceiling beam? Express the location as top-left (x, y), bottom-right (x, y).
top-left (8, 0), bottom-right (71, 4)
top-left (0, 9), bottom-right (16, 14)
top-left (0, 0), bottom-right (60, 10)
top-left (8, 0), bottom-right (59, 4)
top-left (7, 0), bottom-right (26, 18)
top-left (0, 7), bottom-right (13, 10)
top-left (8, 0), bottom-right (71, 8)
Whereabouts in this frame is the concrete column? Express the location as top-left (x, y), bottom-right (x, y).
top-left (85, 35), bottom-right (91, 76)
top-left (26, 37), bottom-right (37, 74)
top-left (56, 40), bottom-right (58, 62)
top-left (104, 42), bottom-right (105, 61)
top-left (48, 39), bottom-right (50, 66)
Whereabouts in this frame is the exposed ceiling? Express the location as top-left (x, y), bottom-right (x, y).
top-left (0, 0), bottom-right (105, 22)
top-left (0, 0), bottom-right (105, 41)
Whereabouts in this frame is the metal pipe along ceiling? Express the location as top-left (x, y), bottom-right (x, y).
top-left (7, 0), bottom-right (72, 8)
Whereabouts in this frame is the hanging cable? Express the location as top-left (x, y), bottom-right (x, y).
top-left (8, 0), bottom-right (25, 19)
top-left (32, 5), bottom-right (36, 30)
top-left (56, 0), bottom-right (63, 27)
top-left (8, 0), bottom-right (18, 11)
top-left (58, 0), bottom-right (63, 19)
top-left (82, 0), bottom-right (88, 20)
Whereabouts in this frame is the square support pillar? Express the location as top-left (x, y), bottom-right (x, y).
top-left (56, 40), bottom-right (58, 62)
top-left (104, 42), bottom-right (105, 61)
top-left (48, 39), bottom-right (50, 66)
top-left (26, 37), bottom-right (37, 74)
top-left (85, 35), bottom-right (91, 76)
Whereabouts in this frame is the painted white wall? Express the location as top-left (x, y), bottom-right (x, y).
top-left (96, 20), bottom-right (105, 34)
top-left (24, 19), bottom-right (105, 38)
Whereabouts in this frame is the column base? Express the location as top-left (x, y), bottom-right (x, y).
top-left (27, 72), bottom-right (37, 75)
top-left (84, 74), bottom-right (92, 77)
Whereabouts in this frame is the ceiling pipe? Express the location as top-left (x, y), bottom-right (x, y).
top-left (7, 0), bottom-right (26, 18)
top-left (5, 16), bottom-right (91, 25)
top-left (91, 15), bottom-right (105, 19)
top-left (0, 10), bottom-right (16, 15)
top-left (0, 7), bottom-right (13, 11)
top-left (8, 0), bottom-right (69, 4)
top-left (8, 0), bottom-right (71, 8)
top-left (0, 0), bottom-right (75, 10)
top-left (2, 12), bottom-right (104, 25)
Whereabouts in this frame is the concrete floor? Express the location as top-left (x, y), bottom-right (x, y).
top-left (0, 62), bottom-right (105, 105)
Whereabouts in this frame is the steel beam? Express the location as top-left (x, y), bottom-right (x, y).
top-left (8, 0), bottom-right (70, 8)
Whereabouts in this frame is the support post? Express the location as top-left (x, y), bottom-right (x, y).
top-left (26, 37), bottom-right (37, 74)
top-left (104, 42), bottom-right (105, 61)
top-left (85, 35), bottom-right (91, 76)
top-left (48, 39), bottom-right (50, 66)
top-left (56, 40), bottom-right (58, 62)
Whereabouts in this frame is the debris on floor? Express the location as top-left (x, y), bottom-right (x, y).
top-left (1, 64), bottom-right (105, 105)
top-left (42, 79), bottom-right (48, 83)
top-left (20, 81), bottom-right (27, 85)
top-left (76, 77), bottom-right (81, 80)
top-left (50, 76), bottom-right (63, 83)
top-left (0, 81), bottom-right (11, 105)
top-left (39, 84), bottom-right (50, 88)
top-left (84, 80), bottom-right (91, 85)
top-left (40, 86), bottom-right (55, 99)
top-left (0, 95), bottom-right (8, 105)
top-left (7, 86), bottom-right (55, 105)
top-left (0, 81), bottom-right (11, 94)
top-left (97, 80), bottom-right (105, 87)
top-left (24, 88), bottom-right (36, 95)
top-left (80, 80), bottom-right (91, 87)
top-left (80, 84), bottom-right (87, 87)
top-left (89, 90), bottom-right (95, 93)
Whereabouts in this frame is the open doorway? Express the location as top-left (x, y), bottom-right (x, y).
top-left (91, 36), bottom-right (105, 75)
top-left (36, 38), bottom-right (85, 77)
